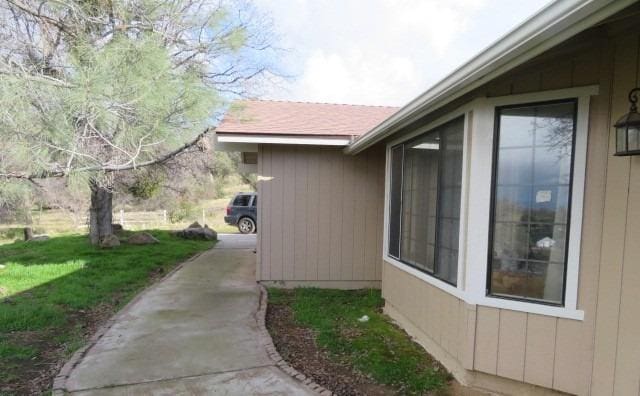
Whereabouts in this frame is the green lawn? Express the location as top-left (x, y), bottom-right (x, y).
top-left (0, 231), bottom-right (214, 394)
top-left (268, 288), bottom-right (451, 395)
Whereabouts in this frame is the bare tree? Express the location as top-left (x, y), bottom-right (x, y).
top-left (0, 0), bottom-right (277, 244)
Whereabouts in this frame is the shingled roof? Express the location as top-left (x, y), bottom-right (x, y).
top-left (216, 100), bottom-right (398, 138)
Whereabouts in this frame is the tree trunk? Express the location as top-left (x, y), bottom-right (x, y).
top-left (23, 227), bottom-right (33, 241)
top-left (89, 180), bottom-right (113, 245)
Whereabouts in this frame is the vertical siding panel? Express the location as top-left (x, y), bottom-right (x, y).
top-left (341, 156), bottom-right (355, 280)
top-left (591, 33), bottom-right (637, 396)
top-left (474, 307), bottom-right (500, 375)
top-left (317, 148), bottom-right (332, 280)
top-left (425, 280), bottom-right (438, 342)
top-left (554, 319), bottom-right (590, 394)
top-left (256, 145), bottom-right (263, 280)
top-left (306, 148), bottom-right (320, 280)
top-left (446, 295), bottom-right (459, 358)
top-left (496, 310), bottom-right (527, 381)
top-left (293, 147), bottom-right (308, 280)
top-left (375, 149), bottom-right (385, 279)
top-left (571, 47), bottom-right (600, 86)
top-left (524, 314), bottom-right (557, 388)
top-left (418, 280), bottom-right (430, 339)
top-left (540, 60), bottom-right (573, 91)
top-left (282, 147), bottom-right (296, 280)
top-left (462, 304), bottom-right (477, 370)
top-left (614, 151), bottom-right (640, 392)
top-left (269, 145), bottom-right (284, 280)
top-left (352, 153), bottom-right (367, 280)
top-left (511, 68), bottom-right (541, 94)
top-left (364, 149), bottom-right (379, 280)
top-left (262, 145), bottom-right (273, 280)
top-left (329, 150), bottom-right (344, 280)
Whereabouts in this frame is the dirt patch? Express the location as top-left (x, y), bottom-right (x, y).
top-left (266, 302), bottom-right (395, 396)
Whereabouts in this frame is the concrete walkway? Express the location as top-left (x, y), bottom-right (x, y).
top-left (62, 234), bottom-right (314, 395)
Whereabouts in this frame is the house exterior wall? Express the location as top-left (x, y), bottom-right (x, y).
top-left (256, 144), bottom-right (385, 288)
top-left (382, 11), bottom-right (640, 396)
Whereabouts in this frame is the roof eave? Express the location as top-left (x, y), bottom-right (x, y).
top-left (345, 0), bottom-right (635, 155)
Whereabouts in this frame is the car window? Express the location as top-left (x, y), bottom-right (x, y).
top-left (252, 196), bottom-right (257, 207)
top-left (233, 195), bottom-right (251, 206)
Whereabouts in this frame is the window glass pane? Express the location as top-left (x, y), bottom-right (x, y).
top-left (435, 119), bottom-right (464, 284)
top-left (233, 195), bottom-right (251, 206)
top-left (489, 101), bottom-right (576, 305)
top-left (497, 147), bottom-right (533, 185)
top-left (400, 133), bottom-right (439, 272)
top-left (495, 186), bottom-right (531, 223)
top-left (388, 146), bottom-right (403, 258)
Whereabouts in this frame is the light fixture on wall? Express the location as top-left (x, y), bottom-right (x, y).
top-left (614, 87), bottom-right (640, 156)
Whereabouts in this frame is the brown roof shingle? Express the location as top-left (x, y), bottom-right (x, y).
top-left (216, 100), bottom-right (398, 138)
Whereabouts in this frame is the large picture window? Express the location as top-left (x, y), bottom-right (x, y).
top-left (488, 100), bottom-right (577, 305)
top-left (388, 117), bottom-right (464, 285)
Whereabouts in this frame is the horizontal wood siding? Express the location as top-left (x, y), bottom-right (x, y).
top-left (257, 145), bottom-right (385, 283)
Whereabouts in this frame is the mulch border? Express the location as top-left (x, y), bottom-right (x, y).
top-left (256, 284), bottom-right (336, 396)
top-left (50, 250), bottom-right (208, 396)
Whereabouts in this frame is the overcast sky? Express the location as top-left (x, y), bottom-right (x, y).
top-left (254, 0), bottom-right (551, 107)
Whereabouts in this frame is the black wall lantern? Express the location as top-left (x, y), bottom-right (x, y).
top-left (614, 87), bottom-right (640, 156)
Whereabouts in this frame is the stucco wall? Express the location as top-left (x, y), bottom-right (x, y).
top-left (256, 144), bottom-right (385, 287)
top-left (382, 8), bottom-right (640, 396)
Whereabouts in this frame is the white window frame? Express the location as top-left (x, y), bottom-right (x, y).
top-left (383, 86), bottom-right (598, 321)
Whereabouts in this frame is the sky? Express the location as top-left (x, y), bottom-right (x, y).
top-left (254, 0), bottom-right (551, 107)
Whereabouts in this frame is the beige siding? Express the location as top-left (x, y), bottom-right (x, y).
top-left (381, 10), bottom-right (640, 395)
top-left (257, 145), bottom-right (384, 283)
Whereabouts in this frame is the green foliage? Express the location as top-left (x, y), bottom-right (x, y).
top-left (128, 170), bottom-right (165, 200)
top-left (268, 288), bottom-right (450, 394)
top-left (0, 231), bottom-right (213, 392)
top-left (168, 200), bottom-right (196, 223)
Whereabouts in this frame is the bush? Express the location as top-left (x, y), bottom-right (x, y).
top-left (168, 200), bottom-right (195, 223)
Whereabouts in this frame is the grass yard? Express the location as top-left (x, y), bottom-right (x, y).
top-left (267, 288), bottom-right (452, 395)
top-left (0, 231), bottom-right (214, 395)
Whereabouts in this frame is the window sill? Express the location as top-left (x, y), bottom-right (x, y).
top-left (384, 256), bottom-right (584, 321)
top-left (470, 295), bottom-right (585, 320)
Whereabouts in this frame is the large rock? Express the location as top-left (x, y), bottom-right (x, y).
top-left (100, 234), bottom-right (121, 248)
top-left (112, 223), bottom-right (124, 234)
top-left (176, 225), bottom-right (217, 241)
top-left (127, 232), bottom-right (159, 245)
top-left (203, 225), bottom-right (217, 241)
top-left (187, 221), bottom-right (202, 229)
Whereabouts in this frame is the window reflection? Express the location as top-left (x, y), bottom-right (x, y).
top-left (489, 101), bottom-right (576, 305)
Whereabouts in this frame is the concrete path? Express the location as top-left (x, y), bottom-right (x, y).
top-left (63, 234), bottom-right (313, 395)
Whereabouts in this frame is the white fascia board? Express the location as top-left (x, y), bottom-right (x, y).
top-left (216, 134), bottom-right (351, 146)
top-left (346, 0), bottom-right (635, 155)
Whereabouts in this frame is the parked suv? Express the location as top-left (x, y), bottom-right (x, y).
top-left (224, 192), bottom-right (257, 234)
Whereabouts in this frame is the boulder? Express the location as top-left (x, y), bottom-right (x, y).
top-left (100, 234), bottom-right (121, 248)
top-left (112, 223), bottom-right (124, 234)
top-left (29, 235), bottom-right (50, 242)
top-left (127, 232), bottom-right (159, 245)
top-left (202, 225), bottom-right (217, 241)
top-left (176, 226), bottom-right (217, 241)
top-left (187, 221), bottom-right (202, 229)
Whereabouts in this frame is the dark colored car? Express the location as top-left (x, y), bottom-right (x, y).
top-left (224, 192), bottom-right (257, 234)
